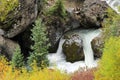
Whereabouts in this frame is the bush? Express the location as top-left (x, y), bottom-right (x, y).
top-left (46, 0), bottom-right (67, 18)
top-left (103, 8), bottom-right (120, 39)
top-left (11, 47), bottom-right (24, 69)
top-left (95, 37), bottom-right (120, 80)
top-left (0, 58), bottom-right (70, 80)
top-left (72, 68), bottom-right (96, 80)
top-left (27, 18), bottom-right (50, 67)
top-left (0, 0), bottom-right (18, 21)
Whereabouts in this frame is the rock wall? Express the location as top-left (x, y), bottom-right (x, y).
top-left (0, 0), bottom-right (108, 59)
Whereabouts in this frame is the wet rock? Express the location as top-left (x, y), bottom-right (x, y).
top-left (91, 34), bottom-right (104, 58)
top-left (62, 34), bottom-right (84, 62)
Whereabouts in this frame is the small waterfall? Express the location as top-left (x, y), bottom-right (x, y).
top-left (101, 0), bottom-right (120, 14)
top-left (47, 39), bottom-right (65, 65)
top-left (78, 29), bottom-right (101, 68)
top-left (47, 29), bottom-right (101, 73)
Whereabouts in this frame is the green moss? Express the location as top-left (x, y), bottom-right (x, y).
top-left (0, 0), bottom-right (19, 22)
top-left (63, 41), bottom-right (84, 62)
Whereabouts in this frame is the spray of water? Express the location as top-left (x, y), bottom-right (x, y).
top-left (47, 29), bottom-right (101, 73)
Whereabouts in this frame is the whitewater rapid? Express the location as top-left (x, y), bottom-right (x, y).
top-left (47, 29), bottom-right (101, 73)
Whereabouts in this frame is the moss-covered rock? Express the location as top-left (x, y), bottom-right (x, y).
top-left (91, 34), bottom-right (104, 58)
top-left (62, 34), bottom-right (84, 62)
top-left (0, 0), bottom-right (38, 38)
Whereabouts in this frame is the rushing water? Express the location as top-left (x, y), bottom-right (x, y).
top-left (101, 0), bottom-right (120, 14)
top-left (79, 29), bottom-right (101, 68)
top-left (47, 29), bottom-right (101, 73)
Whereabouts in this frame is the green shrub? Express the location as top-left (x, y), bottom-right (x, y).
top-left (0, 0), bottom-right (18, 21)
top-left (28, 18), bottom-right (50, 68)
top-left (46, 0), bottom-right (67, 18)
top-left (11, 47), bottom-right (24, 69)
top-left (95, 37), bottom-right (120, 80)
top-left (103, 8), bottom-right (120, 39)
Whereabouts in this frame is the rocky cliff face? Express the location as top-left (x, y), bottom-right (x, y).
top-left (0, 0), bottom-right (39, 58)
top-left (0, 0), bottom-right (108, 59)
top-left (0, 0), bottom-right (38, 38)
top-left (46, 0), bottom-right (108, 52)
top-left (70, 0), bottom-right (108, 28)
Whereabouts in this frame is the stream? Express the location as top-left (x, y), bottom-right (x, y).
top-left (47, 29), bottom-right (101, 73)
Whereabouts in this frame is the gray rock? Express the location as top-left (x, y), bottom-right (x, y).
top-left (0, 36), bottom-right (20, 60)
top-left (62, 34), bottom-right (84, 62)
top-left (91, 33), bottom-right (104, 58)
top-left (73, 0), bottom-right (108, 28)
top-left (0, 0), bottom-right (38, 38)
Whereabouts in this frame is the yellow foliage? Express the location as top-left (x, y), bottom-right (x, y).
top-left (103, 8), bottom-right (120, 38)
top-left (0, 0), bottom-right (18, 21)
top-left (95, 37), bottom-right (120, 80)
top-left (0, 56), bottom-right (70, 80)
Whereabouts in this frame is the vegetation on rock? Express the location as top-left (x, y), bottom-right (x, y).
top-left (0, 0), bottom-right (18, 21)
top-left (47, 0), bottom-right (67, 18)
top-left (62, 35), bottom-right (84, 62)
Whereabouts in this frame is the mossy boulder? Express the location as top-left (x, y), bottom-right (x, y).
top-left (0, 0), bottom-right (38, 38)
top-left (91, 34), bottom-right (104, 58)
top-left (62, 34), bottom-right (84, 62)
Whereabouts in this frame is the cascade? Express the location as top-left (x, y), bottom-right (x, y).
top-left (101, 0), bottom-right (120, 14)
top-left (78, 29), bottom-right (101, 68)
top-left (47, 29), bottom-right (101, 73)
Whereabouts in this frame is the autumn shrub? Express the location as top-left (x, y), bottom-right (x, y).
top-left (0, 0), bottom-right (18, 21)
top-left (94, 37), bottom-right (120, 80)
top-left (72, 68), bottom-right (96, 80)
top-left (0, 57), bottom-right (70, 80)
top-left (103, 8), bottom-right (120, 39)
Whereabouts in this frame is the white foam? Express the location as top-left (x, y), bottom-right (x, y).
top-left (47, 29), bottom-right (101, 73)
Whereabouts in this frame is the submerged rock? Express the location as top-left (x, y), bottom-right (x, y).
top-left (62, 34), bottom-right (84, 62)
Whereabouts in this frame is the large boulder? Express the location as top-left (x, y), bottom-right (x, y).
top-left (62, 34), bottom-right (84, 62)
top-left (72, 0), bottom-right (108, 28)
top-left (0, 0), bottom-right (38, 38)
top-left (0, 36), bottom-right (20, 60)
top-left (91, 34), bottom-right (104, 58)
